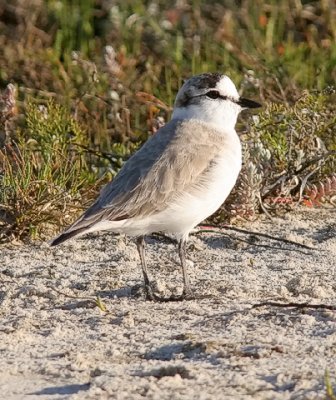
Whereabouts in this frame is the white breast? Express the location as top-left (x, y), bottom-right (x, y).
top-left (165, 140), bottom-right (242, 236)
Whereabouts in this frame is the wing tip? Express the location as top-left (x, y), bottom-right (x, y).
top-left (49, 232), bottom-right (72, 247)
top-left (49, 227), bottom-right (88, 247)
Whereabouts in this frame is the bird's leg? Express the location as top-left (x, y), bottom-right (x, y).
top-left (178, 238), bottom-right (191, 297)
top-left (136, 236), bottom-right (154, 300)
top-left (136, 236), bottom-right (191, 302)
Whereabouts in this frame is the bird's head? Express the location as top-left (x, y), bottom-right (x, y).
top-left (172, 73), bottom-right (261, 132)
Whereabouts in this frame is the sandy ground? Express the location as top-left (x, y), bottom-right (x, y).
top-left (0, 208), bottom-right (335, 400)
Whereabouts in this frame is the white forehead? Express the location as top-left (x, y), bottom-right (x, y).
top-left (216, 75), bottom-right (240, 100)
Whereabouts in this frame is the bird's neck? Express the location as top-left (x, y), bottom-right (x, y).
top-left (171, 105), bottom-right (239, 135)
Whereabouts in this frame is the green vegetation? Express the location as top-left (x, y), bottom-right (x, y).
top-left (0, 100), bottom-right (95, 239)
top-left (325, 369), bottom-right (336, 400)
top-left (0, 0), bottom-right (335, 241)
top-left (227, 89), bottom-right (336, 220)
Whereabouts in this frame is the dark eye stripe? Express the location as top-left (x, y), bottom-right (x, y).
top-left (206, 90), bottom-right (220, 99)
top-left (205, 90), bottom-right (227, 100)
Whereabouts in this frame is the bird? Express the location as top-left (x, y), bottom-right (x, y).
top-left (50, 72), bottom-right (261, 301)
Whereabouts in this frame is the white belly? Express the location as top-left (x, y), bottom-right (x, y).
top-left (160, 152), bottom-right (241, 234)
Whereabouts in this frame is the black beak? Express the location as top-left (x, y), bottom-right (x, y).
top-left (237, 97), bottom-right (262, 109)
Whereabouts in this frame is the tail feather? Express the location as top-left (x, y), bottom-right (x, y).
top-left (50, 226), bottom-right (89, 246)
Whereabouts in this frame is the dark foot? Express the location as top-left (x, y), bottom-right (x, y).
top-left (182, 286), bottom-right (192, 298)
top-left (144, 286), bottom-right (194, 302)
top-left (144, 284), bottom-right (156, 301)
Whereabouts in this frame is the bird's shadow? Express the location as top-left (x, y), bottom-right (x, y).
top-left (97, 286), bottom-right (207, 302)
top-left (98, 286), bottom-right (134, 299)
top-left (31, 383), bottom-right (90, 396)
top-left (198, 234), bottom-right (237, 250)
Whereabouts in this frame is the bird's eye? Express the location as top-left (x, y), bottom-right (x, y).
top-left (206, 90), bottom-right (220, 99)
